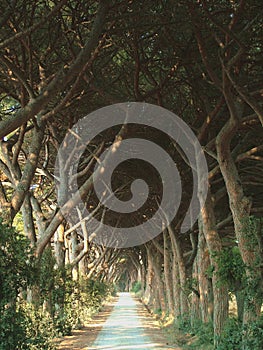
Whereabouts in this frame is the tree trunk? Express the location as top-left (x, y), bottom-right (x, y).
top-left (54, 224), bottom-right (65, 267)
top-left (163, 230), bottom-right (175, 316)
top-left (144, 245), bottom-right (154, 307)
top-left (69, 232), bottom-right (79, 281)
top-left (197, 225), bottom-right (213, 323)
top-left (235, 290), bottom-right (245, 322)
top-left (216, 87), bottom-right (262, 324)
top-left (21, 194), bottom-right (37, 245)
top-left (199, 191), bottom-right (229, 345)
top-left (79, 257), bottom-right (87, 277)
top-left (139, 256), bottom-right (146, 293)
top-left (150, 244), bottom-right (166, 315)
top-left (167, 225), bottom-right (189, 316)
top-left (171, 245), bottom-right (181, 320)
top-left (191, 260), bottom-right (201, 326)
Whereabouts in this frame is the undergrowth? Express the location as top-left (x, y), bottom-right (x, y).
top-left (0, 220), bottom-right (113, 350)
top-left (163, 314), bottom-right (263, 350)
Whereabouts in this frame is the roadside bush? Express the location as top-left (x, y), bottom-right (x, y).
top-left (131, 281), bottom-right (142, 294)
top-left (217, 318), bottom-right (241, 350)
top-left (108, 283), bottom-right (118, 297)
top-left (0, 220), bottom-right (54, 349)
top-left (18, 303), bottom-right (56, 350)
top-left (0, 220), bottom-right (113, 348)
top-left (177, 316), bottom-right (214, 347)
top-left (218, 316), bottom-right (263, 350)
top-left (165, 316), bottom-right (213, 349)
top-left (51, 275), bottom-right (112, 334)
top-left (243, 315), bottom-right (263, 349)
top-left (0, 305), bottom-right (27, 350)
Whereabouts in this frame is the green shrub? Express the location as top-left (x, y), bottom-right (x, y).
top-left (0, 220), bottom-right (55, 349)
top-left (178, 316), bottom-right (214, 346)
top-left (217, 316), bottom-right (263, 350)
top-left (19, 303), bottom-right (56, 350)
top-left (0, 220), bottom-right (113, 348)
top-left (243, 315), bottom-right (263, 350)
top-left (0, 305), bottom-right (27, 350)
top-left (169, 316), bottom-right (213, 349)
top-left (51, 276), bottom-right (112, 334)
top-left (217, 318), bottom-right (242, 350)
top-left (212, 247), bottom-right (246, 291)
top-left (131, 281), bottom-right (142, 294)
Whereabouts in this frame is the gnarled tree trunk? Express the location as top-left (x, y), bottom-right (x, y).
top-left (197, 226), bottom-right (213, 323)
top-left (199, 190), bottom-right (229, 346)
top-left (167, 225), bottom-right (189, 316)
top-left (216, 77), bottom-right (262, 324)
top-left (163, 230), bottom-right (175, 316)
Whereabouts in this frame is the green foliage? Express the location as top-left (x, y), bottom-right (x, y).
top-left (17, 303), bottom-right (56, 350)
top-left (181, 317), bottom-right (213, 344)
top-left (216, 318), bottom-right (241, 350)
top-left (0, 220), bottom-right (55, 349)
top-left (190, 321), bottom-right (214, 348)
top-left (172, 316), bottom-right (214, 349)
top-left (36, 249), bottom-right (112, 336)
top-left (0, 220), bottom-right (33, 305)
top-left (0, 221), bottom-right (29, 348)
top-left (131, 281), bottom-right (142, 294)
top-left (243, 316), bottom-right (263, 350)
top-left (217, 316), bottom-right (263, 350)
top-left (0, 220), bottom-right (112, 349)
top-left (107, 283), bottom-right (118, 297)
top-left (56, 277), bottom-right (111, 333)
top-left (0, 305), bottom-right (27, 350)
top-left (243, 216), bottom-right (262, 251)
top-left (213, 247), bottom-right (246, 291)
top-left (175, 315), bottom-right (192, 333)
top-left (153, 307), bottom-right (162, 317)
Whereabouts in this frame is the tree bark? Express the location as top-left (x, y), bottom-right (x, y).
top-left (216, 76), bottom-right (262, 324)
top-left (191, 260), bottom-right (201, 326)
top-left (199, 190), bottom-right (229, 345)
top-left (144, 245), bottom-right (154, 308)
top-left (163, 230), bottom-right (175, 316)
top-left (54, 224), bottom-right (65, 267)
top-left (21, 194), bottom-right (37, 245)
top-left (69, 232), bottom-right (79, 281)
top-left (150, 244), bottom-right (166, 315)
top-left (197, 224), bottom-right (213, 323)
top-left (167, 225), bottom-right (189, 316)
top-left (172, 246), bottom-right (181, 320)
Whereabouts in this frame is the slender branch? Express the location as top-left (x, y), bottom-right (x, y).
top-left (236, 145), bottom-right (263, 162)
top-left (189, 3), bottom-right (222, 89)
top-left (0, 0), bottom-right (69, 50)
top-left (224, 68), bottom-right (263, 126)
top-left (0, 56), bottom-right (35, 99)
top-left (12, 124), bottom-right (27, 165)
top-left (42, 33), bottom-right (107, 120)
top-left (0, 0), bottom-right (110, 139)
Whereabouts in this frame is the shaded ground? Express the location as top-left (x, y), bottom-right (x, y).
top-left (57, 293), bottom-right (181, 350)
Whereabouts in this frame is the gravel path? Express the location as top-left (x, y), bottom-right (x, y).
top-left (89, 292), bottom-right (169, 350)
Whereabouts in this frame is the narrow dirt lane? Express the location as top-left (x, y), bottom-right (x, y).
top-left (57, 292), bottom-right (180, 350)
top-left (89, 292), bottom-right (173, 350)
